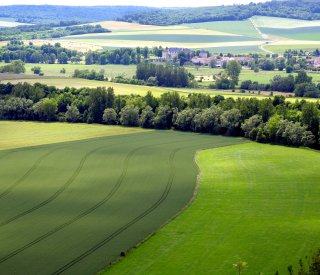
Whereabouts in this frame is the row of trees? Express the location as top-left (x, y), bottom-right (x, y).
top-left (239, 71), bottom-right (320, 98)
top-left (0, 23), bottom-right (109, 41)
top-left (121, 0), bottom-right (320, 25)
top-left (85, 47), bottom-right (150, 65)
top-left (0, 82), bottom-right (319, 148)
top-left (0, 41), bottom-right (81, 64)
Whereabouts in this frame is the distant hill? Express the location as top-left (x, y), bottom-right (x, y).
top-left (0, 5), bottom-right (156, 24)
top-left (121, 0), bottom-right (320, 25)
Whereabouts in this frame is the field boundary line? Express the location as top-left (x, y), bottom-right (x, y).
top-left (101, 140), bottom-right (248, 272)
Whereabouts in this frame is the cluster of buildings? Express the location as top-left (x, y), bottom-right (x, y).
top-left (310, 57), bottom-right (320, 68)
top-left (160, 47), bottom-right (254, 67)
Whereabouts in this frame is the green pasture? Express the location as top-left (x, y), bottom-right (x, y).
top-left (185, 20), bottom-right (261, 38)
top-left (16, 64), bottom-right (320, 85)
top-left (261, 27), bottom-right (320, 41)
top-left (105, 143), bottom-right (320, 275)
top-left (252, 16), bottom-right (320, 29)
top-left (63, 34), bottom-right (261, 44)
top-left (203, 45), bottom-right (263, 54)
top-left (264, 44), bottom-right (320, 54)
top-left (0, 123), bottom-right (243, 274)
top-left (0, 121), bottom-right (146, 150)
top-left (24, 63), bottom-right (137, 79)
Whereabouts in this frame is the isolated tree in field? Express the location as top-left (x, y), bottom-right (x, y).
top-left (233, 260), bottom-right (247, 275)
top-left (103, 108), bottom-right (117, 125)
top-left (226, 60), bottom-right (241, 86)
top-left (65, 105), bottom-right (80, 122)
top-left (120, 105), bottom-right (139, 127)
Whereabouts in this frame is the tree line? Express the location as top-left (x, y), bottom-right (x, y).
top-left (84, 47), bottom-right (151, 65)
top-left (239, 71), bottom-right (320, 98)
top-left (0, 40), bottom-right (81, 64)
top-left (0, 82), bottom-right (319, 149)
top-left (0, 24), bottom-right (110, 41)
top-left (0, 5), bottom-right (154, 24)
top-left (121, 0), bottom-right (320, 26)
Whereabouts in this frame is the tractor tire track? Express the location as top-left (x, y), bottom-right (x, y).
top-left (0, 145), bottom-right (144, 265)
top-left (0, 148), bottom-right (58, 200)
top-left (0, 135), bottom-right (195, 266)
top-left (0, 146), bottom-right (104, 227)
top-left (52, 147), bottom-right (181, 274)
top-left (51, 141), bottom-right (243, 274)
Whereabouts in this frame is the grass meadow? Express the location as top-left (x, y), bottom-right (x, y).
top-left (105, 142), bottom-right (320, 275)
top-left (0, 123), bottom-right (243, 274)
top-left (0, 121), bottom-right (146, 150)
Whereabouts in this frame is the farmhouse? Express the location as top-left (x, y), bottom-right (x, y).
top-left (191, 55), bottom-right (216, 66)
top-left (311, 57), bottom-right (320, 68)
top-left (162, 47), bottom-right (191, 60)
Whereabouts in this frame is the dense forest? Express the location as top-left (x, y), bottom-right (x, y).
top-left (0, 82), bottom-right (319, 149)
top-left (121, 0), bottom-right (320, 25)
top-left (0, 6), bottom-right (155, 24)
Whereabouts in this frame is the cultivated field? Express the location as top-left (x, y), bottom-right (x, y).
top-left (19, 17), bottom-right (320, 54)
top-left (0, 121), bottom-right (146, 150)
top-left (251, 16), bottom-right (320, 53)
top-left (252, 16), bottom-right (320, 29)
top-left (0, 122), bottom-right (244, 274)
top-left (105, 143), bottom-right (320, 275)
top-left (25, 20), bottom-right (265, 54)
top-left (23, 63), bottom-right (137, 79)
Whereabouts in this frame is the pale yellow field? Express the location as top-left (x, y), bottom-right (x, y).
top-left (91, 21), bottom-right (166, 31)
top-left (252, 16), bottom-right (320, 29)
top-left (0, 121), bottom-right (147, 150)
top-left (25, 39), bottom-right (103, 52)
top-left (55, 39), bottom-right (264, 50)
top-left (67, 28), bottom-right (238, 37)
top-left (0, 20), bottom-right (27, 27)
